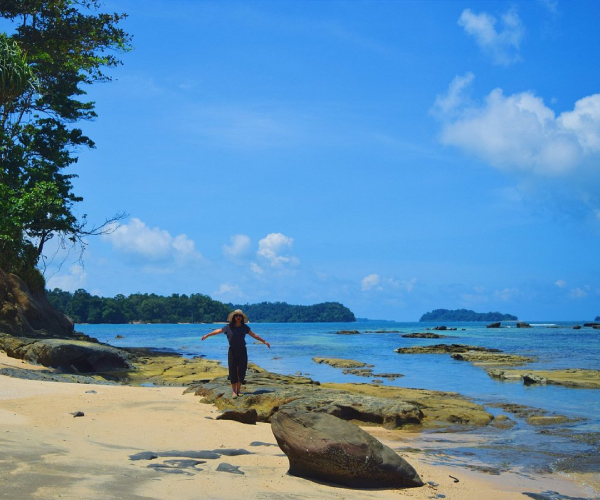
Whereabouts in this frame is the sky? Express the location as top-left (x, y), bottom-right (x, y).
top-left (15, 0), bottom-right (600, 320)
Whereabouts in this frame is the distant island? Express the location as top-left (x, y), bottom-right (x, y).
top-left (46, 289), bottom-right (355, 324)
top-left (596, 315), bottom-right (600, 321)
top-left (420, 308), bottom-right (518, 322)
top-left (231, 301), bottom-right (355, 323)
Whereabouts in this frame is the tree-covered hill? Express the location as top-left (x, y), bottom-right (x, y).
top-left (46, 289), bottom-right (356, 324)
top-left (420, 309), bottom-right (518, 322)
top-left (232, 301), bottom-right (356, 323)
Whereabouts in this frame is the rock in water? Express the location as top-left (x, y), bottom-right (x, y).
top-left (271, 408), bottom-right (423, 489)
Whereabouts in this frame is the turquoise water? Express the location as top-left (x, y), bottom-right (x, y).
top-left (78, 320), bottom-right (600, 476)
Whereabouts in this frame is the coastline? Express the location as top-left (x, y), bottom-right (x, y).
top-left (0, 351), bottom-right (597, 499)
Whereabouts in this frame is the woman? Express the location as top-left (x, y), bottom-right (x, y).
top-left (201, 309), bottom-right (270, 398)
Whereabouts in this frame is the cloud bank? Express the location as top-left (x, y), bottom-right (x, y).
top-left (434, 74), bottom-right (600, 177)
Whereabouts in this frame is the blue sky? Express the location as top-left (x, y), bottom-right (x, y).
top-left (24, 0), bottom-right (600, 320)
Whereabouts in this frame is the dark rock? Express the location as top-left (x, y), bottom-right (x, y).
top-left (216, 409), bottom-right (258, 424)
top-left (402, 332), bottom-right (448, 339)
top-left (517, 322), bottom-right (532, 328)
top-left (395, 344), bottom-right (501, 355)
top-left (522, 374), bottom-right (548, 386)
top-left (85, 390), bottom-right (97, 394)
top-left (213, 449), bottom-right (252, 457)
top-left (161, 450), bottom-right (221, 460)
top-left (249, 441), bottom-right (278, 447)
top-left (0, 334), bottom-right (130, 373)
top-left (216, 463), bottom-right (244, 475)
top-left (115, 335), bottom-right (125, 339)
top-left (342, 368), bottom-right (374, 377)
top-left (432, 326), bottom-right (447, 331)
top-left (147, 464), bottom-right (192, 475)
top-left (336, 330), bottom-right (360, 335)
top-left (573, 325), bottom-right (581, 330)
top-left (129, 452), bottom-right (159, 461)
top-left (71, 411), bottom-right (85, 417)
top-left (163, 459), bottom-right (205, 468)
top-left (583, 323), bottom-right (600, 328)
top-left (271, 408), bottom-right (423, 488)
top-left (487, 322), bottom-right (501, 328)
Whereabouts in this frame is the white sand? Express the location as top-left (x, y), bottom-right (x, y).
top-left (0, 352), bottom-right (595, 499)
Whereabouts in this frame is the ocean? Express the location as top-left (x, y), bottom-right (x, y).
top-left (78, 320), bottom-right (600, 477)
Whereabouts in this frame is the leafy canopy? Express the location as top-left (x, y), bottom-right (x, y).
top-left (0, 0), bottom-right (131, 282)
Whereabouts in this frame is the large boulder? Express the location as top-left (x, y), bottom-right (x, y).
top-left (0, 335), bottom-right (129, 373)
top-left (271, 408), bottom-right (423, 488)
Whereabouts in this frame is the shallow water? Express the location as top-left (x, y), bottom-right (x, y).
top-left (78, 320), bottom-right (600, 477)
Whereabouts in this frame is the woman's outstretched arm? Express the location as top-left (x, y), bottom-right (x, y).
top-left (248, 330), bottom-right (270, 348)
top-left (201, 328), bottom-right (224, 341)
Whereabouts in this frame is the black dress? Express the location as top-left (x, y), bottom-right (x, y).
top-left (222, 324), bottom-right (249, 384)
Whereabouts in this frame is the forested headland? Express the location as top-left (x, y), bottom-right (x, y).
top-left (46, 289), bottom-right (356, 324)
top-left (420, 309), bottom-right (518, 322)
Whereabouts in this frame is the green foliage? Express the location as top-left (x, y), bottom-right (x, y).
top-left (47, 289), bottom-right (232, 324)
top-left (46, 290), bottom-right (357, 324)
top-left (0, 1), bottom-right (131, 279)
top-left (232, 301), bottom-right (356, 323)
top-left (419, 309), bottom-right (518, 322)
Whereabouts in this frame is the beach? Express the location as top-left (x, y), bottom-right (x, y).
top-left (1, 352), bottom-right (596, 500)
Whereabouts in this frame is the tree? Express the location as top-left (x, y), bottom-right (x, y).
top-left (0, 1), bottom-right (131, 284)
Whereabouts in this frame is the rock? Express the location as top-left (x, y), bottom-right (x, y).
top-left (583, 323), bottom-right (600, 327)
top-left (487, 368), bottom-right (600, 389)
top-left (115, 335), bottom-right (125, 339)
top-left (312, 357), bottom-right (373, 369)
top-left (395, 344), bottom-right (501, 355)
top-left (336, 330), bottom-right (360, 335)
top-left (216, 463), bottom-right (244, 475)
top-left (487, 322), bottom-right (501, 328)
top-left (492, 414), bottom-right (515, 429)
top-left (401, 332), bottom-right (448, 339)
top-left (0, 270), bottom-right (74, 337)
top-left (342, 368), bottom-right (374, 377)
top-left (71, 411), bottom-right (85, 417)
top-left (451, 352), bottom-right (534, 366)
top-left (522, 374), bottom-right (548, 386)
top-left (573, 325), bottom-right (582, 330)
top-left (432, 326), bottom-right (447, 331)
top-left (526, 415), bottom-right (570, 426)
top-left (271, 408), bottom-right (424, 488)
top-left (516, 322), bottom-right (532, 328)
top-left (216, 409), bottom-right (257, 425)
top-left (0, 335), bottom-right (130, 373)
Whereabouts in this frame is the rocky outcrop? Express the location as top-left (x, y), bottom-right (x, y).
top-left (488, 368), bottom-right (600, 389)
top-left (271, 408), bottom-right (423, 488)
top-left (312, 357), bottom-right (373, 368)
top-left (336, 330), bottom-right (360, 335)
top-left (190, 370), bottom-right (493, 430)
top-left (487, 322), bottom-right (501, 328)
top-left (216, 409), bottom-right (258, 424)
top-left (516, 322), bottom-right (531, 328)
top-left (401, 332), bottom-right (449, 339)
top-left (0, 334), bottom-right (129, 373)
top-left (0, 270), bottom-right (74, 337)
top-left (395, 344), bottom-right (501, 354)
top-left (450, 352), bottom-right (534, 366)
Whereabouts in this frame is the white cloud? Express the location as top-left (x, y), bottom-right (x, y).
top-left (46, 265), bottom-right (87, 291)
top-left (460, 293), bottom-right (489, 304)
top-left (555, 279), bottom-right (567, 288)
top-left (103, 218), bottom-right (201, 263)
top-left (494, 287), bottom-right (520, 301)
top-left (250, 262), bottom-right (264, 275)
top-left (361, 275), bottom-right (416, 293)
top-left (257, 233), bottom-right (299, 267)
top-left (214, 283), bottom-right (244, 298)
top-left (432, 72), bottom-right (475, 117)
top-left (458, 8), bottom-right (524, 66)
top-left (435, 75), bottom-right (600, 176)
top-left (569, 287), bottom-right (588, 299)
top-left (223, 234), bottom-right (251, 260)
top-left (361, 274), bottom-right (380, 291)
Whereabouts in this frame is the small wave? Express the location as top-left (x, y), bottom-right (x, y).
top-left (530, 323), bottom-right (557, 327)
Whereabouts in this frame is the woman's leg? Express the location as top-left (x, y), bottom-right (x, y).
top-left (228, 348), bottom-right (238, 397)
top-left (237, 347), bottom-right (248, 395)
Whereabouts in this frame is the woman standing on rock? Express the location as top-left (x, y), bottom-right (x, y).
top-left (201, 309), bottom-right (270, 398)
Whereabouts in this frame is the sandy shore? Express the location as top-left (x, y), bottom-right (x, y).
top-left (0, 352), bottom-right (596, 500)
